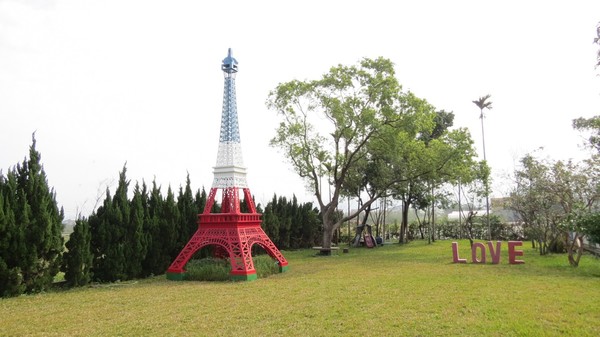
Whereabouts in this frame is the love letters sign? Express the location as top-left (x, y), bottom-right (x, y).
top-left (452, 241), bottom-right (524, 264)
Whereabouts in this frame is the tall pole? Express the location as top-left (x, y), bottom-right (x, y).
top-left (347, 197), bottom-right (350, 244)
top-left (479, 108), bottom-right (491, 240)
top-left (458, 178), bottom-right (462, 238)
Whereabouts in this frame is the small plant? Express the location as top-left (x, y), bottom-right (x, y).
top-left (252, 255), bottom-right (281, 278)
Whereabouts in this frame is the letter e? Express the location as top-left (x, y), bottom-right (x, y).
top-left (508, 241), bottom-right (525, 264)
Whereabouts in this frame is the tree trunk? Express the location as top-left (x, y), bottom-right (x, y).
top-left (399, 200), bottom-right (410, 244)
top-left (568, 234), bottom-right (584, 267)
top-left (352, 225), bottom-right (365, 247)
top-left (321, 226), bottom-right (334, 255)
top-left (414, 207), bottom-right (424, 240)
top-left (431, 184), bottom-right (436, 242)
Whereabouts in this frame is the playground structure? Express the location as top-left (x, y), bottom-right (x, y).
top-left (352, 224), bottom-right (377, 248)
top-left (166, 49), bottom-right (288, 281)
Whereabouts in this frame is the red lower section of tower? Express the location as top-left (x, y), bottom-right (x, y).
top-left (166, 188), bottom-right (288, 281)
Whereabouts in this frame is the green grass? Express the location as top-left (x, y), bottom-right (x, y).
top-left (1, 240), bottom-right (599, 336)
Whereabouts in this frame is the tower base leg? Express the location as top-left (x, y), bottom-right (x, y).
top-left (230, 271), bottom-right (257, 281)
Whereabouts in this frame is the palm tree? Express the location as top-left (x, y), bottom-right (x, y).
top-left (473, 94), bottom-right (492, 240)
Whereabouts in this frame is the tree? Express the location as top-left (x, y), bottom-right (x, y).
top-left (267, 58), bottom-right (432, 252)
top-left (0, 135), bottom-right (64, 296)
top-left (261, 196), bottom-right (281, 247)
top-left (415, 110), bottom-right (476, 242)
top-left (575, 212), bottom-right (600, 245)
top-left (125, 182), bottom-right (148, 279)
top-left (508, 153), bottom-right (600, 258)
top-left (260, 194), bottom-right (321, 249)
top-left (472, 94), bottom-right (493, 239)
top-left (90, 165), bottom-right (131, 282)
top-left (554, 156), bottom-right (600, 266)
top-left (572, 116), bottom-right (600, 153)
top-left (451, 158), bottom-right (491, 246)
top-left (509, 155), bottom-right (562, 255)
top-left (62, 218), bottom-right (92, 287)
top-left (391, 110), bottom-right (476, 243)
top-left (0, 172), bottom-right (25, 297)
top-left (177, 175), bottom-right (198, 248)
top-left (164, 186), bottom-right (182, 259)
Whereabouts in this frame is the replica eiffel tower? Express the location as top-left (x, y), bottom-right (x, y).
top-left (166, 49), bottom-right (288, 281)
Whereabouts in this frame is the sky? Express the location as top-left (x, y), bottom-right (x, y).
top-left (1, 0), bottom-right (599, 220)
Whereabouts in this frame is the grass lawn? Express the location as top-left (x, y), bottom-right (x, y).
top-left (1, 240), bottom-right (599, 336)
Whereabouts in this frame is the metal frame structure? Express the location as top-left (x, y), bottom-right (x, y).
top-left (166, 49), bottom-right (288, 281)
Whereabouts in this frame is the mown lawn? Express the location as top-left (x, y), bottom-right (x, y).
top-left (1, 240), bottom-right (599, 336)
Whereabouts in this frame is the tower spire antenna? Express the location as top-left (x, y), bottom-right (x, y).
top-left (166, 49), bottom-right (288, 281)
top-left (221, 48), bottom-right (238, 74)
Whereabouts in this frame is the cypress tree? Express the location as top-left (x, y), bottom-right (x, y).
top-left (106, 165), bottom-right (130, 281)
top-left (261, 194), bottom-right (280, 246)
top-left (90, 166), bottom-right (130, 282)
top-left (0, 136), bottom-right (64, 296)
top-left (125, 183), bottom-right (147, 279)
top-left (164, 186), bottom-right (181, 261)
top-left (62, 218), bottom-right (92, 287)
top-left (141, 180), bottom-right (164, 276)
top-left (289, 195), bottom-right (301, 249)
top-left (0, 174), bottom-right (26, 296)
top-left (89, 191), bottom-right (109, 281)
top-left (277, 195), bottom-right (291, 249)
top-left (195, 187), bottom-right (207, 214)
top-left (177, 175), bottom-right (198, 247)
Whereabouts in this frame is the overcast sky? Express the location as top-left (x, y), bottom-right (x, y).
top-left (1, 0), bottom-right (599, 219)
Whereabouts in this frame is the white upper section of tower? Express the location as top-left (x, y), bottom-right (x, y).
top-left (212, 48), bottom-right (247, 188)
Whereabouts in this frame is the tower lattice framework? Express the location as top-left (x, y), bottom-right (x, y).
top-left (166, 49), bottom-right (288, 281)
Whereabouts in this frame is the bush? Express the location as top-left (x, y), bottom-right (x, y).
top-left (548, 238), bottom-right (566, 253)
top-left (184, 255), bottom-right (281, 281)
top-left (185, 258), bottom-right (230, 281)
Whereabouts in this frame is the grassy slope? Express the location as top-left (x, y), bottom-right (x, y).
top-left (1, 240), bottom-right (599, 336)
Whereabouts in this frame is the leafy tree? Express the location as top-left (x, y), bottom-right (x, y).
top-left (454, 160), bottom-right (492, 246)
top-left (416, 111), bottom-right (476, 242)
top-left (268, 57), bottom-right (443, 252)
top-left (508, 154), bottom-right (600, 258)
top-left (509, 155), bottom-right (561, 255)
top-left (572, 116), bottom-right (600, 153)
top-left (552, 157), bottom-right (600, 265)
top-left (391, 109), bottom-right (477, 243)
top-left (575, 212), bottom-right (600, 245)
top-left (62, 218), bottom-right (92, 287)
